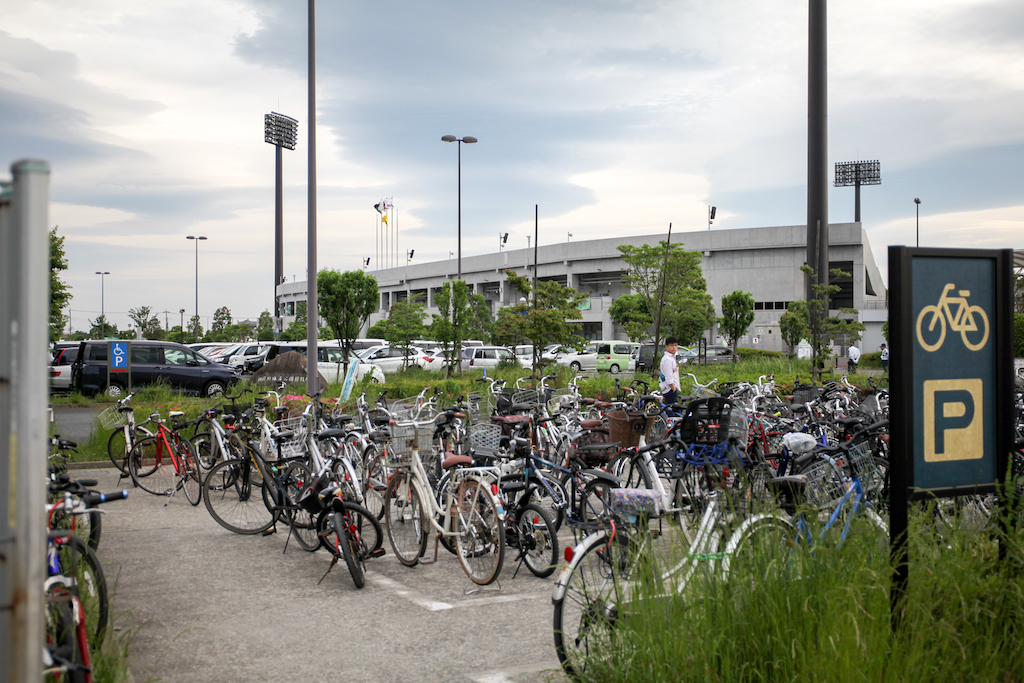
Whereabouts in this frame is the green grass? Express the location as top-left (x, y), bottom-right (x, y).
top-left (576, 506), bottom-right (1024, 682)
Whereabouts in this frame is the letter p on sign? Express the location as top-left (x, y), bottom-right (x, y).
top-left (923, 378), bottom-right (983, 461)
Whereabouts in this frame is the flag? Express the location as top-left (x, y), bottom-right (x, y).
top-left (374, 201), bottom-right (384, 215)
top-left (383, 198), bottom-right (394, 210)
top-left (381, 214), bottom-right (388, 226)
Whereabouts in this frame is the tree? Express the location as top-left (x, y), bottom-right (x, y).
top-left (366, 319), bottom-right (388, 339)
top-left (144, 316), bottom-right (166, 340)
top-left (778, 300), bottom-right (809, 357)
top-left (50, 226), bottom-right (72, 340)
top-left (212, 307), bottom-right (232, 333)
top-left (803, 265), bottom-right (865, 382)
top-left (618, 241), bottom-right (712, 346)
top-left (257, 310), bottom-right (275, 341)
top-left (719, 290), bottom-right (755, 349)
top-left (127, 306), bottom-right (153, 337)
top-left (169, 325), bottom-right (186, 343)
top-left (430, 280), bottom-right (471, 378)
top-left (188, 315), bottom-right (203, 342)
top-left (466, 294), bottom-right (494, 343)
top-left (89, 315), bottom-right (116, 338)
top-left (281, 302), bottom-right (307, 341)
top-left (608, 294), bottom-right (652, 342)
top-left (318, 269), bottom-right (379, 376)
top-left (500, 270), bottom-right (587, 358)
top-left (384, 298), bottom-right (427, 369)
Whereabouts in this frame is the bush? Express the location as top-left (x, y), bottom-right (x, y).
top-left (1015, 312), bottom-right (1024, 358)
top-left (735, 347), bottom-right (786, 360)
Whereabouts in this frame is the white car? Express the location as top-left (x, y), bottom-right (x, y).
top-left (459, 346), bottom-right (518, 372)
top-left (260, 342), bottom-right (385, 384)
top-left (357, 345), bottom-right (423, 373)
top-left (557, 343), bottom-right (599, 371)
top-left (416, 348), bottom-right (450, 371)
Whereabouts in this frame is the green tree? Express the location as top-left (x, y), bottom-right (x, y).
top-left (430, 280), bottom-right (470, 377)
top-left (719, 290), bottom-right (756, 349)
top-left (803, 265), bottom-right (865, 382)
top-left (257, 310), bottom-right (275, 341)
top-left (466, 294), bottom-right (494, 343)
top-left (169, 325), bottom-right (186, 343)
top-left (500, 270), bottom-right (587, 358)
top-left (127, 306), bottom-right (153, 337)
top-left (281, 302), bottom-right (307, 341)
top-left (49, 226), bottom-right (72, 340)
top-left (778, 300), bottom-right (809, 357)
top-left (384, 298), bottom-right (427, 368)
top-left (366, 318), bottom-right (388, 339)
top-left (618, 241), bottom-right (711, 346)
top-left (608, 294), bottom-right (652, 342)
top-left (143, 316), bottom-right (166, 340)
top-left (89, 315), bottom-right (116, 338)
top-left (318, 269), bottom-right (379, 376)
top-left (188, 315), bottom-right (203, 342)
top-left (212, 306), bottom-right (232, 333)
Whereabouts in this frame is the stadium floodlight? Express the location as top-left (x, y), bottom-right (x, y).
top-left (265, 112), bottom-right (299, 326)
top-left (834, 160), bottom-right (881, 223)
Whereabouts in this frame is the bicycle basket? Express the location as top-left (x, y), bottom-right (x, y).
top-left (389, 396), bottom-right (424, 421)
top-left (800, 456), bottom-right (847, 509)
top-left (273, 415), bottom-right (306, 459)
top-left (678, 398), bottom-right (748, 445)
top-left (468, 423), bottom-right (504, 460)
top-left (386, 422), bottom-right (434, 468)
top-left (98, 405), bottom-right (127, 430)
top-left (511, 389), bottom-right (541, 407)
top-left (607, 410), bottom-right (655, 449)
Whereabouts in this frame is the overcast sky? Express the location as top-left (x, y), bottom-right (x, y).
top-left (3, 0), bottom-right (1022, 333)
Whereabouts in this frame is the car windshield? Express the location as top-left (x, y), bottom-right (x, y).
top-left (678, 348), bottom-right (698, 358)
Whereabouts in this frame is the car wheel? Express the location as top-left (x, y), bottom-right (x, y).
top-left (570, 361), bottom-right (582, 372)
top-left (609, 364), bottom-right (620, 374)
top-left (105, 382), bottom-right (125, 398)
top-left (204, 381), bottom-right (226, 397)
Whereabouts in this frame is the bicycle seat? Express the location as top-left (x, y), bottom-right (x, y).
top-left (442, 453), bottom-right (473, 469)
top-left (369, 430), bottom-right (390, 443)
top-left (579, 419), bottom-right (603, 429)
top-left (274, 430), bottom-right (295, 441)
top-left (316, 428), bottom-right (346, 441)
top-left (372, 416), bottom-right (391, 427)
top-left (117, 406), bottom-right (134, 414)
top-left (330, 414), bottom-right (355, 425)
top-left (168, 410), bottom-right (184, 419)
top-left (593, 401), bottom-right (615, 408)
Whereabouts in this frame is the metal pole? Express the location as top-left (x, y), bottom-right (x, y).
top-left (194, 238), bottom-right (199, 342)
top-left (275, 143), bottom-right (283, 319)
top-left (652, 223), bottom-right (673, 361)
top-left (306, 0), bottom-right (319, 395)
top-left (533, 205), bottom-right (538, 384)
top-left (915, 198), bottom-right (920, 247)
top-left (806, 0), bottom-right (829, 301)
top-left (457, 140), bottom-right (462, 280)
top-left (2, 159), bottom-right (50, 683)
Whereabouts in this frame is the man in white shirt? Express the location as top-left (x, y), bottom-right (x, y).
top-left (660, 336), bottom-right (680, 405)
top-left (880, 343), bottom-right (889, 374)
top-left (848, 343), bottom-right (861, 375)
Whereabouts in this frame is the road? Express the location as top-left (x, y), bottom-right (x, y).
top-left (84, 467), bottom-right (570, 683)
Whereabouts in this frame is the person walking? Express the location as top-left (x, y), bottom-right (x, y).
top-left (847, 342), bottom-right (861, 375)
top-left (660, 336), bottom-right (681, 405)
top-left (880, 343), bottom-right (889, 374)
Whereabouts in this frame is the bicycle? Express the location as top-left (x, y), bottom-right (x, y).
top-left (99, 392), bottom-right (154, 475)
top-left (383, 419), bottom-right (506, 587)
top-left (127, 410), bottom-right (203, 505)
top-left (311, 481), bottom-right (385, 589)
top-left (916, 282), bottom-right (990, 352)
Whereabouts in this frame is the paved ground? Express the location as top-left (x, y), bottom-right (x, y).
top-left (51, 405), bottom-right (105, 445)
top-left (82, 466), bottom-right (572, 683)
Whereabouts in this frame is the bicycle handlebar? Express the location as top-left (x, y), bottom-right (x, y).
top-left (82, 490), bottom-right (129, 507)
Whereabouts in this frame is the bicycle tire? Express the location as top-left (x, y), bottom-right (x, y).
top-left (178, 437), bottom-right (203, 506)
top-left (336, 510), bottom-right (365, 588)
top-left (128, 437), bottom-right (176, 497)
top-left (723, 515), bottom-right (798, 582)
top-left (384, 468), bottom-right (428, 566)
top-left (281, 462), bottom-right (320, 552)
top-left (580, 477), bottom-right (617, 527)
top-left (453, 477), bottom-right (505, 585)
top-left (553, 530), bottom-right (633, 679)
top-left (610, 452), bottom-right (654, 490)
top-left (54, 534), bottom-right (109, 644)
top-left (515, 503), bottom-right (559, 578)
top-left (45, 598), bottom-right (88, 683)
top-left (202, 459), bottom-right (275, 534)
top-left (530, 471), bottom-right (568, 533)
top-left (317, 501), bottom-right (384, 557)
top-left (107, 425), bottom-right (151, 472)
top-left (434, 472), bottom-right (459, 556)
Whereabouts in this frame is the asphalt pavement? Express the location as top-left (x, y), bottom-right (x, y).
top-left (83, 466), bottom-right (571, 683)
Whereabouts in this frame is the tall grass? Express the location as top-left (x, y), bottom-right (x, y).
top-left (578, 507), bottom-right (1024, 682)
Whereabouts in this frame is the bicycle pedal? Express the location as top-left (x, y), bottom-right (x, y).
top-left (418, 555), bottom-right (436, 565)
top-left (650, 529), bottom-right (662, 538)
top-left (368, 548), bottom-right (386, 559)
top-left (261, 526), bottom-right (278, 537)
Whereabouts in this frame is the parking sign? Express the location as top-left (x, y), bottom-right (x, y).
top-left (109, 341), bottom-right (130, 372)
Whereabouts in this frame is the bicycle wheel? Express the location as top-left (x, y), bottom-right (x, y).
top-left (202, 459), bottom-right (275, 534)
top-left (45, 598), bottom-right (87, 683)
top-left (54, 535), bottom-right (109, 644)
top-left (336, 513), bottom-right (365, 588)
top-left (553, 530), bottom-right (635, 679)
top-left (531, 471), bottom-right (568, 533)
top-left (190, 432), bottom-right (218, 470)
top-left (961, 304), bottom-right (990, 351)
top-left (177, 438), bottom-right (202, 506)
top-left (580, 477), bottom-right (617, 527)
top-left (384, 468), bottom-right (428, 566)
top-left (453, 477), bottom-right (505, 585)
top-left (610, 452), bottom-right (654, 490)
top-left (281, 462), bottom-right (320, 552)
top-left (516, 503), bottom-right (559, 578)
top-left (107, 425), bottom-right (150, 472)
top-left (128, 437), bottom-right (176, 497)
top-left (723, 515), bottom-right (798, 582)
top-left (317, 501), bottom-right (384, 558)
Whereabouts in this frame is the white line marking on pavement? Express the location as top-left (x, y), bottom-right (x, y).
top-left (365, 571), bottom-right (453, 611)
top-left (467, 661), bottom-right (565, 683)
top-left (447, 593), bottom-right (547, 609)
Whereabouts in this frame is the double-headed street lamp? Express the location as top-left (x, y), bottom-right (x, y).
top-left (95, 271), bottom-right (110, 338)
top-left (440, 135), bottom-right (477, 280)
top-left (186, 235), bottom-right (207, 342)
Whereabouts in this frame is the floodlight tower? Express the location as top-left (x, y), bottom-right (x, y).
top-left (264, 112), bottom-right (298, 330)
top-left (834, 160), bottom-right (881, 223)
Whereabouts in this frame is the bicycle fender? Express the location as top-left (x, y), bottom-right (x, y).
top-left (552, 529), bottom-right (610, 603)
top-left (581, 468), bottom-right (622, 487)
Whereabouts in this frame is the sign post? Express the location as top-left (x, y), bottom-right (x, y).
top-left (888, 246), bottom-right (1013, 626)
top-left (107, 340), bottom-right (131, 394)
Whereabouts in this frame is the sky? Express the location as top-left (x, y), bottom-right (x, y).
top-left (2, 0), bottom-right (1022, 334)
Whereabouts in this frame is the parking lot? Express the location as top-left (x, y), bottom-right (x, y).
top-left (85, 466), bottom-right (570, 683)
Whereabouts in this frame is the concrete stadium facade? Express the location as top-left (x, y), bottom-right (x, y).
top-left (276, 223), bottom-right (889, 354)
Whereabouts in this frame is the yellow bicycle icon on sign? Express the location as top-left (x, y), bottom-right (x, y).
top-left (916, 283), bottom-right (990, 352)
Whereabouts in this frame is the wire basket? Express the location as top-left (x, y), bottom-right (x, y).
top-left (800, 456), bottom-right (847, 509)
top-left (547, 390), bottom-right (576, 415)
top-left (511, 389), bottom-right (541, 407)
top-left (386, 422), bottom-right (435, 468)
top-left (98, 405), bottom-right (127, 430)
top-left (272, 415), bottom-right (307, 459)
top-left (389, 396), bottom-right (424, 421)
top-left (469, 423), bottom-right (504, 459)
top-left (678, 398), bottom-right (749, 445)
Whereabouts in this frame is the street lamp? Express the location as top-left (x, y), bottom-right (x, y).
top-left (186, 235), bottom-right (207, 342)
top-left (264, 112), bottom-right (298, 321)
top-left (179, 309), bottom-right (185, 343)
top-left (440, 134), bottom-right (477, 280)
top-left (914, 198), bottom-right (921, 247)
top-left (95, 271), bottom-right (110, 338)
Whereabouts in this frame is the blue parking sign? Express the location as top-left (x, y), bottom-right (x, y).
top-left (109, 341), bottom-right (130, 373)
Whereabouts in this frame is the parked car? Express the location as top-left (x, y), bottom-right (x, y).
top-left (679, 345), bottom-right (739, 365)
top-left (415, 348), bottom-right (449, 371)
top-left (459, 345), bottom-right (518, 372)
top-left (595, 342), bottom-right (637, 374)
top-left (49, 343), bottom-right (79, 392)
top-left (259, 342), bottom-right (385, 384)
top-left (356, 345), bottom-right (424, 373)
top-left (557, 342), bottom-right (599, 371)
top-left (71, 340), bottom-right (240, 398)
top-left (221, 342), bottom-right (267, 372)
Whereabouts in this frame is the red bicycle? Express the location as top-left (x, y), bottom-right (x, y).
top-left (128, 410), bottom-right (202, 505)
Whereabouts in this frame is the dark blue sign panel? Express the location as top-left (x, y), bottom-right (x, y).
top-left (109, 341), bottom-right (130, 373)
top-left (911, 257), bottom-right (995, 490)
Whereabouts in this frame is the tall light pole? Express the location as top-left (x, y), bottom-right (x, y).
top-left (179, 308), bottom-right (185, 343)
top-left (95, 271), bottom-right (109, 338)
top-left (264, 112), bottom-right (298, 327)
top-left (440, 135), bottom-right (477, 280)
top-left (186, 235), bottom-right (207, 342)
top-left (914, 197), bottom-right (921, 247)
